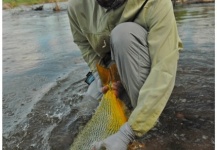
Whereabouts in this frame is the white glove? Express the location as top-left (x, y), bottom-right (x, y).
top-left (92, 122), bottom-right (135, 150)
top-left (86, 72), bottom-right (103, 100)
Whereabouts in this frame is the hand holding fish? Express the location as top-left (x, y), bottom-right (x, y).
top-left (101, 81), bottom-right (124, 98)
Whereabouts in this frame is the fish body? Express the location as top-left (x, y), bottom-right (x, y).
top-left (70, 90), bottom-right (127, 150)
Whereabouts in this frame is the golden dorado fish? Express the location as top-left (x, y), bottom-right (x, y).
top-left (70, 89), bottom-right (127, 150)
top-left (71, 60), bottom-right (129, 150)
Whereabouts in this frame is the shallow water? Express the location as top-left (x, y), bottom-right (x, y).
top-left (3, 3), bottom-right (214, 150)
top-left (3, 3), bottom-right (90, 149)
top-left (3, 2), bottom-right (85, 133)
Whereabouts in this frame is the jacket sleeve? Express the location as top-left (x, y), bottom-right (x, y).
top-left (67, 0), bottom-right (100, 72)
top-left (128, 0), bottom-right (183, 137)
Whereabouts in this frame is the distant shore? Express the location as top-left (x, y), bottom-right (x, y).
top-left (3, 0), bottom-right (215, 10)
top-left (174, 0), bottom-right (214, 5)
top-left (3, 0), bottom-right (67, 10)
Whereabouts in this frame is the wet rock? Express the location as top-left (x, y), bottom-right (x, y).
top-left (128, 141), bottom-right (146, 150)
top-left (33, 5), bottom-right (43, 11)
top-left (3, 3), bottom-right (12, 10)
top-left (7, 111), bottom-right (14, 116)
top-left (53, 6), bottom-right (60, 11)
top-left (175, 112), bottom-right (185, 120)
top-left (180, 98), bottom-right (187, 103)
top-left (211, 138), bottom-right (214, 144)
top-left (202, 135), bottom-right (208, 140)
top-left (32, 88), bottom-right (37, 91)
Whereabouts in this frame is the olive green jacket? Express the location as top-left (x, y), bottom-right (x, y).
top-left (68, 0), bottom-right (183, 137)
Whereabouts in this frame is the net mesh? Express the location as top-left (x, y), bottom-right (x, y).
top-left (70, 90), bottom-right (127, 150)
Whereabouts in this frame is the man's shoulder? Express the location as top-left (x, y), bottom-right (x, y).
top-left (68, 0), bottom-right (96, 8)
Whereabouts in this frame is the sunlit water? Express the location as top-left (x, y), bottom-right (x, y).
top-left (3, 3), bottom-right (214, 150)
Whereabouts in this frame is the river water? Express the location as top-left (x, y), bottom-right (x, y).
top-left (3, 3), bottom-right (214, 150)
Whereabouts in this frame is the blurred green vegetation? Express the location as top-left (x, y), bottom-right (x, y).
top-left (3, 0), bottom-right (66, 8)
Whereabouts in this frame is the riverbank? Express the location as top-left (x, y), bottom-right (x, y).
top-left (2, 0), bottom-right (215, 9)
top-left (2, 0), bottom-right (67, 10)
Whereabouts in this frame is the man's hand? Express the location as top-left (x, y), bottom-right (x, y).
top-left (101, 81), bottom-right (124, 98)
top-left (92, 122), bottom-right (135, 150)
top-left (86, 72), bottom-right (103, 100)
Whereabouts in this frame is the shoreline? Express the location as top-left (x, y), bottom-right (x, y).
top-left (3, 0), bottom-right (67, 10)
top-left (3, 0), bottom-right (215, 10)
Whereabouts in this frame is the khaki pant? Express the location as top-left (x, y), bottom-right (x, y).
top-left (110, 22), bottom-right (151, 108)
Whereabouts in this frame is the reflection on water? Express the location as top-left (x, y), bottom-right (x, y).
top-left (175, 4), bottom-right (214, 21)
top-left (3, 3), bottom-right (215, 150)
top-left (3, 6), bottom-right (80, 75)
top-left (175, 4), bottom-right (214, 68)
top-left (3, 3), bottom-right (88, 135)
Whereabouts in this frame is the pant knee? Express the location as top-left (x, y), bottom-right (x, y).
top-left (110, 23), bottom-right (150, 106)
top-left (111, 22), bottom-right (148, 50)
top-left (111, 22), bottom-right (135, 49)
